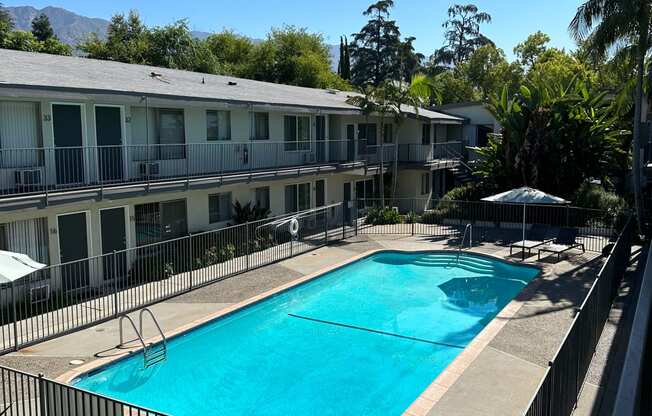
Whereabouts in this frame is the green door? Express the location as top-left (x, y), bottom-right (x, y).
top-left (58, 212), bottom-right (89, 290)
top-left (53, 104), bottom-right (84, 185)
top-left (101, 207), bottom-right (127, 281)
top-left (95, 106), bottom-right (123, 182)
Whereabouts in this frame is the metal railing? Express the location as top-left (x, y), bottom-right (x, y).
top-left (0, 203), bottom-right (354, 354)
top-left (0, 364), bottom-right (168, 415)
top-left (523, 216), bottom-right (634, 416)
top-left (0, 140), bottom-right (406, 199)
top-left (611, 242), bottom-right (652, 416)
top-left (397, 141), bottom-right (463, 163)
top-left (356, 198), bottom-right (623, 254)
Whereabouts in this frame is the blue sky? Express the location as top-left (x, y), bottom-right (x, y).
top-left (5, 0), bottom-right (584, 61)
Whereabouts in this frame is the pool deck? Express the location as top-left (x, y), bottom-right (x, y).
top-left (0, 234), bottom-right (606, 416)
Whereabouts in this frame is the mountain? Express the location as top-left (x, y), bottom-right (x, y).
top-left (6, 6), bottom-right (108, 45)
top-left (3, 5), bottom-right (340, 69)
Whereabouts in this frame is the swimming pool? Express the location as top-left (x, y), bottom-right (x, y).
top-left (73, 251), bottom-right (540, 415)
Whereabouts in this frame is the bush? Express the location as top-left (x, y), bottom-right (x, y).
top-left (365, 207), bottom-right (403, 225)
top-left (573, 182), bottom-right (628, 228)
top-left (438, 183), bottom-right (488, 204)
top-left (405, 211), bottom-right (420, 224)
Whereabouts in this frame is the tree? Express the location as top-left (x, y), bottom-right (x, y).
top-left (31, 13), bottom-right (54, 42)
top-left (0, 2), bottom-right (14, 45)
top-left (569, 0), bottom-right (651, 232)
top-left (79, 10), bottom-right (149, 63)
top-left (338, 36), bottom-right (352, 80)
top-left (398, 36), bottom-right (425, 82)
top-left (431, 4), bottom-right (493, 68)
top-left (147, 20), bottom-right (217, 73)
top-left (205, 30), bottom-right (254, 76)
top-left (350, 0), bottom-right (402, 86)
top-left (514, 31), bottom-right (550, 67)
top-left (476, 79), bottom-right (628, 198)
top-left (462, 44), bottom-right (522, 98)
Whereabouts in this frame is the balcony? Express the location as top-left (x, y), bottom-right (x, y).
top-left (0, 140), bottom-right (403, 209)
top-left (398, 141), bottom-right (464, 168)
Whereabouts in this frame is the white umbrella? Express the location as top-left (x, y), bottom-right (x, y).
top-left (481, 187), bottom-right (569, 258)
top-left (0, 250), bottom-right (47, 284)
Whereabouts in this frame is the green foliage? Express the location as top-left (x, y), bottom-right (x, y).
top-left (475, 78), bottom-right (629, 199)
top-left (431, 4), bottom-right (493, 68)
top-left (573, 182), bottom-right (628, 215)
top-left (513, 31), bottom-right (550, 67)
top-left (365, 207), bottom-right (403, 225)
top-left (461, 44), bottom-right (522, 99)
top-left (440, 183), bottom-right (490, 202)
top-left (205, 30), bottom-right (254, 76)
top-left (338, 36), bottom-right (351, 80)
top-left (405, 211), bottom-right (420, 224)
top-left (196, 244), bottom-right (236, 268)
top-left (31, 13), bottom-right (54, 42)
top-left (231, 200), bottom-right (270, 225)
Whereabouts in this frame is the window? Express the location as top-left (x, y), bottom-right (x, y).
top-left (156, 109), bottom-right (185, 159)
top-left (284, 115), bottom-right (311, 151)
top-left (315, 180), bottom-right (325, 207)
top-left (135, 200), bottom-right (187, 246)
top-left (421, 123), bottom-right (431, 145)
top-left (209, 192), bottom-right (232, 224)
top-left (446, 124), bottom-right (462, 140)
top-left (383, 124), bottom-right (393, 144)
top-left (421, 173), bottom-right (430, 195)
top-left (254, 186), bottom-right (270, 211)
top-left (253, 112), bottom-right (269, 140)
top-left (285, 183), bottom-right (311, 213)
top-left (356, 178), bottom-right (375, 208)
top-left (206, 110), bottom-right (231, 141)
top-left (358, 123), bottom-right (377, 145)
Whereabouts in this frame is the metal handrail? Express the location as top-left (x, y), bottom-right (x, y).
top-left (139, 307), bottom-right (167, 349)
top-left (118, 314), bottom-right (147, 350)
top-left (457, 223), bottom-right (473, 261)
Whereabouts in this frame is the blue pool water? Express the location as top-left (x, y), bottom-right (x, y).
top-left (74, 251), bottom-right (539, 415)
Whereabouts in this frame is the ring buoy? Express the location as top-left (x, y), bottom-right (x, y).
top-left (289, 218), bottom-right (300, 237)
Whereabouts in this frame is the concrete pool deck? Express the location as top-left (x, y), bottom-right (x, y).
top-left (0, 234), bottom-right (606, 416)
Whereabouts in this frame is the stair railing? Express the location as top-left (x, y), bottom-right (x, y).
top-left (457, 223), bottom-right (473, 262)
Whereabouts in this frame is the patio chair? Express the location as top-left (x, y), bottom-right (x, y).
top-left (537, 227), bottom-right (586, 261)
top-left (509, 224), bottom-right (555, 258)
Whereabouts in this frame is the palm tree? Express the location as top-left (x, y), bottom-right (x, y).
top-left (570, 0), bottom-right (651, 233)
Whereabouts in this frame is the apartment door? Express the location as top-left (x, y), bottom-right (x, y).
top-left (95, 106), bottom-right (124, 182)
top-left (346, 124), bottom-right (355, 161)
top-left (316, 116), bottom-right (326, 162)
top-left (57, 212), bottom-right (89, 290)
top-left (315, 179), bottom-right (326, 227)
top-left (53, 104), bottom-right (84, 185)
top-left (343, 182), bottom-right (352, 224)
top-left (100, 207), bottom-right (128, 281)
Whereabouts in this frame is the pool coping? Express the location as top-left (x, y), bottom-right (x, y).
top-left (56, 248), bottom-right (544, 415)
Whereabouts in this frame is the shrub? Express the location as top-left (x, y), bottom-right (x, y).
top-left (365, 207), bottom-right (403, 225)
top-left (405, 211), bottom-right (420, 224)
top-left (573, 182), bottom-right (628, 227)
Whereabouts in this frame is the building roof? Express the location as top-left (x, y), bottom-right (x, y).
top-left (0, 49), bottom-right (462, 123)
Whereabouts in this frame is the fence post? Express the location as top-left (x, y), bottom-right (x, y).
top-left (112, 251), bottom-right (119, 317)
top-left (342, 204), bottom-right (346, 240)
top-left (189, 234), bottom-right (194, 291)
top-left (11, 281), bottom-right (18, 351)
top-left (324, 213), bottom-right (329, 245)
top-left (246, 222), bottom-right (250, 270)
top-left (38, 373), bottom-right (47, 415)
top-left (354, 203), bottom-right (359, 236)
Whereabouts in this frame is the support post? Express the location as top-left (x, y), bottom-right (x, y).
top-left (11, 281), bottom-right (18, 351)
top-left (112, 251), bottom-right (119, 316)
top-left (189, 234), bottom-right (194, 290)
top-left (245, 222), bottom-right (250, 270)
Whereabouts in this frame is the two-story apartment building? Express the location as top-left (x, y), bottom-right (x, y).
top-left (0, 49), bottom-right (465, 287)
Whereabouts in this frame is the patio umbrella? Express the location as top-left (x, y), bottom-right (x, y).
top-left (0, 250), bottom-right (46, 284)
top-left (481, 187), bottom-right (569, 258)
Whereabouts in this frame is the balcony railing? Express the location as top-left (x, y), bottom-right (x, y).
top-left (397, 141), bottom-right (464, 164)
top-left (0, 140), bottom-right (410, 199)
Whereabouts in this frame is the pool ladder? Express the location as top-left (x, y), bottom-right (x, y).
top-left (457, 224), bottom-right (473, 263)
top-left (118, 308), bottom-right (167, 368)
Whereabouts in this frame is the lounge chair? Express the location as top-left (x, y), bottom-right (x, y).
top-left (537, 227), bottom-right (586, 261)
top-left (509, 224), bottom-right (554, 259)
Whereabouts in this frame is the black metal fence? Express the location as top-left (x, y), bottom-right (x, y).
top-left (0, 203), bottom-right (353, 354)
top-left (356, 198), bottom-right (623, 253)
top-left (524, 216), bottom-right (634, 416)
top-left (0, 365), bottom-right (167, 415)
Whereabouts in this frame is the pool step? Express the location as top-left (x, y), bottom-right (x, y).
top-left (144, 342), bottom-right (167, 368)
top-left (412, 254), bottom-right (497, 274)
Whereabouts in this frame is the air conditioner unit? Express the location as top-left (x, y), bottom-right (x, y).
top-left (15, 169), bottom-right (42, 186)
top-left (30, 284), bottom-right (50, 304)
top-left (139, 162), bottom-right (160, 177)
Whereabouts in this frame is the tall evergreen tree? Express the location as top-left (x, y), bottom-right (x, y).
top-left (338, 36), bottom-right (344, 76)
top-left (430, 4), bottom-right (493, 68)
top-left (341, 36), bottom-right (351, 80)
top-left (31, 13), bottom-right (55, 42)
top-left (350, 0), bottom-right (402, 86)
